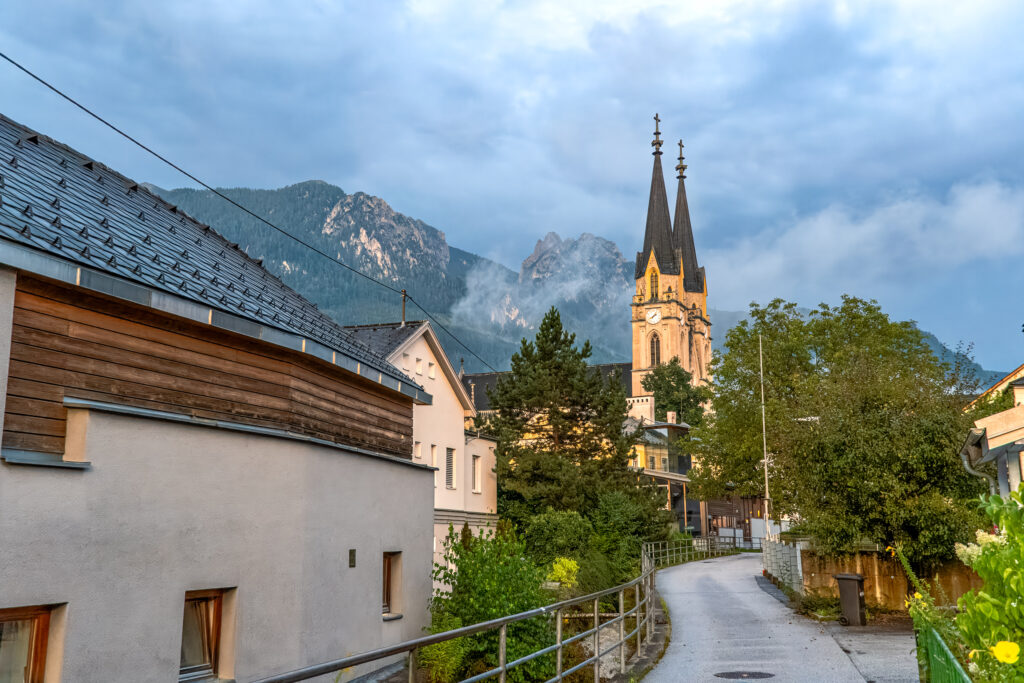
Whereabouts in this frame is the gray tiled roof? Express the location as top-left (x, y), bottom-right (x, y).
top-left (462, 361), bottom-right (633, 412)
top-left (343, 320), bottom-right (425, 357)
top-left (0, 113), bottom-right (415, 390)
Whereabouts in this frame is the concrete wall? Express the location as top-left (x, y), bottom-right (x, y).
top-left (0, 409), bottom-right (433, 682)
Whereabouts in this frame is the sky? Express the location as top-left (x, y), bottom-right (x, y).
top-left (1, 0), bottom-right (1023, 371)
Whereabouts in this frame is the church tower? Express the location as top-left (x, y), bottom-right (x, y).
top-left (631, 115), bottom-right (711, 398)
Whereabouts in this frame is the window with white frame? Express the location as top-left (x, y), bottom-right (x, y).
top-left (472, 455), bottom-right (482, 493)
top-left (431, 445), bottom-right (437, 487)
top-left (401, 352), bottom-right (410, 370)
top-left (428, 361), bottom-right (436, 379)
top-left (415, 358), bottom-right (423, 375)
top-left (445, 448), bottom-right (456, 489)
top-left (414, 441), bottom-right (421, 459)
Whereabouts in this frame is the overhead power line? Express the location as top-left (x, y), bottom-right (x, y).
top-left (0, 50), bottom-right (497, 372)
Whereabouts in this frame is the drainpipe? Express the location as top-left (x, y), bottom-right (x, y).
top-left (961, 450), bottom-right (996, 495)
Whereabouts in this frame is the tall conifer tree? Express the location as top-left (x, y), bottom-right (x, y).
top-left (483, 308), bottom-right (667, 535)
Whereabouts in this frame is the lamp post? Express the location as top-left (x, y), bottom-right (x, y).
top-left (759, 334), bottom-right (771, 538)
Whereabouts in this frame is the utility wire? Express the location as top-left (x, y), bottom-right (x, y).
top-left (0, 50), bottom-right (497, 372)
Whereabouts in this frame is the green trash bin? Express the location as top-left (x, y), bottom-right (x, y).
top-left (834, 573), bottom-right (866, 626)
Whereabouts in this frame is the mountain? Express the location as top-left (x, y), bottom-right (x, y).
top-left (154, 181), bottom-right (1005, 384)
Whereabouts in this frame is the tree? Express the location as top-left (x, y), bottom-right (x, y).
top-left (640, 357), bottom-right (712, 426)
top-left (692, 296), bottom-right (985, 569)
top-left (481, 307), bottom-right (670, 538)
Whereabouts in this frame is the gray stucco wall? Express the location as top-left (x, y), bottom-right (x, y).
top-left (0, 409), bottom-right (433, 682)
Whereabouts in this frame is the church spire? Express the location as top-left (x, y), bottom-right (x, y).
top-left (674, 139), bottom-right (701, 293)
top-left (635, 114), bottom-right (676, 280)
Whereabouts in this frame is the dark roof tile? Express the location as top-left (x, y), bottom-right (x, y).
top-left (0, 113), bottom-right (413, 390)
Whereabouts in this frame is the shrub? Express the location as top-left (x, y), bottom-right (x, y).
top-left (546, 557), bottom-right (579, 589)
top-left (418, 612), bottom-right (467, 683)
top-left (432, 524), bottom-right (554, 682)
top-left (523, 510), bottom-right (593, 565)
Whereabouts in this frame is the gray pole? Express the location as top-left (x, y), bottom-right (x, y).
top-left (759, 334), bottom-right (771, 538)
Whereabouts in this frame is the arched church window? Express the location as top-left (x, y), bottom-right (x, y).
top-left (650, 332), bottom-right (661, 367)
top-left (649, 271), bottom-right (659, 301)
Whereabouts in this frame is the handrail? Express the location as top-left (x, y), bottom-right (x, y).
top-left (251, 538), bottom-right (735, 683)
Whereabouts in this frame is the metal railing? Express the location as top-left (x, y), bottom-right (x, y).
top-left (645, 536), bottom-right (739, 567)
top-left (251, 540), bottom-right (736, 683)
top-left (917, 626), bottom-right (971, 682)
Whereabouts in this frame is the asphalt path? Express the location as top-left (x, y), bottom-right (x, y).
top-left (644, 553), bottom-right (871, 683)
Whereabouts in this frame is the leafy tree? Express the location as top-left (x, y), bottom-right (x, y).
top-left (481, 307), bottom-right (669, 536)
top-left (968, 385), bottom-right (1016, 421)
top-left (640, 357), bottom-right (713, 426)
top-left (692, 296), bottom-right (985, 569)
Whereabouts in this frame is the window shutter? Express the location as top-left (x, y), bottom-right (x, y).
top-left (446, 448), bottom-right (455, 488)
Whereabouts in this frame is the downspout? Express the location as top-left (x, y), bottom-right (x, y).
top-left (961, 450), bottom-right (997, 495)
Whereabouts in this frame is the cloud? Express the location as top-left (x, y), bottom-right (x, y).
top-left (1, 0), bottom-right (1023, 366)
top-left (704, 181), bottom-right (1024, 364)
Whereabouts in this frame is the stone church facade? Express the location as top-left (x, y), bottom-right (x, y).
top-left (630, 115), bottom-right (712, 399)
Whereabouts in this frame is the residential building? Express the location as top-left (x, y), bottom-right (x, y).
top-left (962, 378), bottom-right (1024, 495)
top-left (0, 114), bottom-right (433, 682)
top-left (343, 321), bottom-right (498, 566)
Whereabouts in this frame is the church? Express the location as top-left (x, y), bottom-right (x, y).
top-left (463, 116), bottom-right (763, 541)
top-left (628, 113), bottom-right (711, 410)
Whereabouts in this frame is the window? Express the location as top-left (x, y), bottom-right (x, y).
top-left (649, 271), bottom-right (659, 300)
top-left (180, 590), bottom-right (223, 682)
top-left (414, 441), bottom-right (421, 460)
top-left (472, 455), bottom-right (482, 493)
top-left (428, 362), bottom-right (436, 379)
top-left (0, 605), bottom-right (51, 683)
top-left (415, 358), bottom-right (423, 375)
top-left (445, 448), bottom-right (456, 489)
top-left (650, 333), bottom-right (661, 367)
top-left (401, 352), bottom-right (410, 370)
top-left (382, 552), bottom-right (402, 616)
top-left (431, 445), bottom-right (437, 487)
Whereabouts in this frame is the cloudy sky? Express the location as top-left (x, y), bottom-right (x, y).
top-left (2, 0), bottom-right (1023, 370)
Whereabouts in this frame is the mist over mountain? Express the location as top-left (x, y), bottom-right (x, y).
top-left (154, 181), bottom-right (1005, 385)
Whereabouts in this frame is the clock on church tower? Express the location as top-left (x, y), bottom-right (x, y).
top-left (629, 116), bottom-right (711, 399)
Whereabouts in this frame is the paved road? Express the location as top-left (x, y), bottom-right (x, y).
top-left (644, 553), bottom-right (913, 683)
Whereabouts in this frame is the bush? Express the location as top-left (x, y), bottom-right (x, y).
top-left (418, 612), bottom-right (467, 683)
top-left (523, 510), bottom-right (593, 565)
top-left (431, 524), bottom-right (554, 682)
top-left (546, 557), bottom-right (579, 589)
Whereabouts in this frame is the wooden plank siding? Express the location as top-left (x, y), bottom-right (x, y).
top-left (3, 277), bottom-right (414, 458)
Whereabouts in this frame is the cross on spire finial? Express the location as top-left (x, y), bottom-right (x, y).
top-left (651, 113), bottom-right (663, 155)
top-left (676, 139), bottom-right (687, 179)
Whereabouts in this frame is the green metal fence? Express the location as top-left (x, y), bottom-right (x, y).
top-left (918, 626), bottom-right (971, 683)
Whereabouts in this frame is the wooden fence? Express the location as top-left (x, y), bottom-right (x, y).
top-left (799, 551), bottom-right (982, 610)
top-left (762, 540), bottom-right (983, 610)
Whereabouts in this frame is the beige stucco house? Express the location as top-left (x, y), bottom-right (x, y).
top-left (962, 378), bottom-right (1024, 495)
top-left (0, 114), bottom-right (433, 682)
top-left (344, 321), bottom-right (499, 566)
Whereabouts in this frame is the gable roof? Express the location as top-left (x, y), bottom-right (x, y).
top-left (0, 113), bottom-right (426, 402)
top-left (344, 320), bottom-right (473, 412)
top-left (968, 361), bottom-right (1024, 409)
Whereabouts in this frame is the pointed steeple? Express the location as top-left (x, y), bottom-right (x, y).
top-left (635, 114), bottom-right (677, 279)
top-left (673, 139), bottom-right (701, 293)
